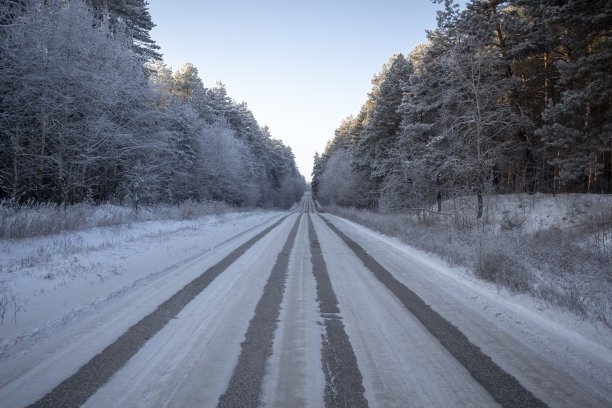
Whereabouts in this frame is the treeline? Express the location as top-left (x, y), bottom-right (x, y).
top-left (312, 0), bottom-right (611, 214)
top-left (0, 0), bottom-right (305, 209)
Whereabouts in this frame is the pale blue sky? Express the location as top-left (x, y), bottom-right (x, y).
top-left (147, 0), bottom-right (443, 181)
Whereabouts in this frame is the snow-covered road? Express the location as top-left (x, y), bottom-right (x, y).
top-left (1, 194), bottom-right (611, 407)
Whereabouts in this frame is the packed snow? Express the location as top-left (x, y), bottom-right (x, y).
top-left (0, 209), bottom-right (285, 406)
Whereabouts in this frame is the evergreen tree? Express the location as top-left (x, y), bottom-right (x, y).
top-left (314, 0), bottom-right (612, 215)
top-left (88, 0), bottom-right (161, 60)
top-left (534, 0), bottom-right (612, 193)
top-left (357, 54), bottom-right (413, 203)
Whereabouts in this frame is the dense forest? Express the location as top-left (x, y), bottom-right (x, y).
top-left (0, 0), bottom-right (305, 209)
top-left (312, 0), bottom-right (611, 214)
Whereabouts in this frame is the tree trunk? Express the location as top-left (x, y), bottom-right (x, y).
top-left (13, 148), bottom-right (19, 201)
top-left (544, 52), bottom-right (549, 108)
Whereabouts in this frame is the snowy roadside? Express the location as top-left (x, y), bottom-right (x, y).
top-left (323, 212), bottom-right (612, 404)
top-left (0, 209), bottom-right (285, 387)
top-left (320, 193), bottom-right (612, 327)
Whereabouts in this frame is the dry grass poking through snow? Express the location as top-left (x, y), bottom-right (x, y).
top-left (0, 199), bottom-right (236, 324)
top-left (320, 193), bottom-right (612, 327)
top-left (0, 199), bottom-right (233, 240)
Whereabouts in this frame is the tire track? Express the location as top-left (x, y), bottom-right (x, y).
top-left (308, 214), bottom-right (368, 408)
top-left (27, 215), bottom-right (291, 408)
top-left (217, 214), bottom-right (302, 408)
top-left (260, 209), bottom-right (324, 407)
top-left (318, 213), bottom-right (547, 408)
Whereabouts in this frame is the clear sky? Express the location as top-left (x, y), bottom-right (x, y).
top-left (147, 0), bottom-right (442, 181)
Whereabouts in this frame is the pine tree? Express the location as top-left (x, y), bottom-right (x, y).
top-left (534, 0), bottom-right (612, 193)
top-left (358, 55), bottom-right (413, 188)
top-left (88, 0), bottom-right (161, 60)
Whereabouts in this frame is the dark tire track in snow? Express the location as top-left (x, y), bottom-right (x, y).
top-left (308, 214), bottom-right (368, 408)
top-left (26, 215), bottom-right (291, 408)
top-left (319, 214), bottom-right (547, 408)
top-left (217, 214), bottom-right (302, 408)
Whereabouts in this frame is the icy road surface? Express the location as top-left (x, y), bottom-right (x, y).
top-left (1, 193), bottom-right (611, 407)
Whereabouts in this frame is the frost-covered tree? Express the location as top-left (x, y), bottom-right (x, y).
top-left (172, 63), bottom-right (206, 104)
top-left (316, 149), bottom-right (370, 207)
top-left (261, 132), bottom-right (305, 207)
top-left (433, 40), bottom-right (523, 217)
top-left (87, 0), bottom-right (161, 60)
top-left (0, 0), bottom-right (304, 208)
top-left (198, 121), bottom-right (253, 205)
top-left (314, 0), bottom-right (611, 217)
top-left (357, 54), bottom-right (413, 205)
top-left (0, 0), bottom-right (153, 205)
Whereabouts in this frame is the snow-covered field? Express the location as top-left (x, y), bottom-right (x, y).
top-left (0, 208), bottom-right (285, 403)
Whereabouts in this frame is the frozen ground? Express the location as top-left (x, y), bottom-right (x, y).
top-left (1, 195), bottom-right (611, 407)
top-left (0, 209), bottom-right (285, 405)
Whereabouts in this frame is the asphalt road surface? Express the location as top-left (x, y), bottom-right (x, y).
top-left (16, 193), bottom-right (612, 407)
